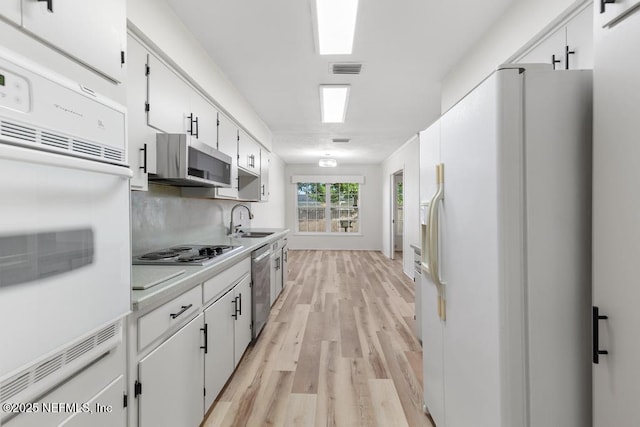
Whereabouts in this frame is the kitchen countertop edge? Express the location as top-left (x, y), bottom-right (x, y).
top-left (131, 228), bottom-right (290, 312)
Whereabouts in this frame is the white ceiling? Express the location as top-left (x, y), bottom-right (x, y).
top-left (167, 0), bottom-right (517, 165)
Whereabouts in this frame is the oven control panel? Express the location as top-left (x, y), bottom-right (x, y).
top-left (0, 68), bottom-right (30, 114)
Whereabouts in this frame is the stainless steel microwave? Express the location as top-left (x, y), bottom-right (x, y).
top-left (151, 133), bottom-right (232, 187)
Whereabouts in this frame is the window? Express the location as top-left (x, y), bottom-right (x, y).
top-left (297, 182), bottom-right (360, 234)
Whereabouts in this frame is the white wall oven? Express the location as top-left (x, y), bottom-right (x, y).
top-left (0, 46), bottom-right (131, 412)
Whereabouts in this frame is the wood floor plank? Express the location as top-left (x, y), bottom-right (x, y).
top-left (291, 311), bottom-right (324, 393)
top-left (284, 394), bottom-right (317, 427)
top-left (338, 299), bottom-right (363, 358)
top-left (276, 304), bottom-right (311, 371)
top-left (203, 250), bottom-right (428, 427)
top-left (368, 379), bottom-right (410, 427)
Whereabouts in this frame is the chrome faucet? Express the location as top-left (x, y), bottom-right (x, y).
top-left (228, 203), bottom-right (254, 235)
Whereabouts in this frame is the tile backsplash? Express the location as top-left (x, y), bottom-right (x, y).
top-left (131, 184), bottom-right (250, 255)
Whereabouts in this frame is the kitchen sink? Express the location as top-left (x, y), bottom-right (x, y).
top-left (238, 231), bottom-right (274, 238)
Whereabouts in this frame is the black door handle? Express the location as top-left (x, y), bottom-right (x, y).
top-left (565, 46), bottom-right (575, 70)
top-left (170, 304), bottom-right (192, 319)
top-left (200, 323), bottom-right (208, 354)
top-left (38, 0), bottom-right (53, 12)
top-left (232, 297), bottom-right (238, 319)
top-left (593, 306), bottom-right (609, 364)
top-left (140, 143), bottom-right (148, 173)
top-left (600, 0), bottom-right (615, 13)
top-left (551, 54), bottom-right (561, 70)
top-left (237, 293), bottom-right (242, 316)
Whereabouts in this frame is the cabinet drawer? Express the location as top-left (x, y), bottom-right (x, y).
top-left (203, 258), bottom-right (251, 305)
top-left (138, 286), bottom-right (202, 351)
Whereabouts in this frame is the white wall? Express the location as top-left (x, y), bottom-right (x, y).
top-left (381, 135), bottom-right (420, 278)
top-left (285, 164), bottom-right (382, 251)
top-left (127, 0), bottom-right (272, 149)
top-left (250, 153), bottom-right (287, 228)
top-left (441, 0), bottom-right (589, 112)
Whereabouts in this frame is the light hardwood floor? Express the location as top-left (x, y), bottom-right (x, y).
top-left (202, 250), bottom-right (433, 427)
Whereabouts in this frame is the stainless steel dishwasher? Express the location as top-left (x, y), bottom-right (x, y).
top-left (251, 244), bottom-right (271, 339)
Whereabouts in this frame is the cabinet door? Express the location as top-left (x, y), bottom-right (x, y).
top-left (189, 94), bottom-right (218, 150)
top-left (593, 10), bottom-right (640, 426)
top-left (260, 149), bottom-right (270, 201)
top-left (234, 275), bottom-right (253, 366)
top-left (59, 376), bottom-right (126, 427)
top-left (566, 5), bottom-right (594, 70)
top-left (203, 290), bottom-right (235, 410)
top-left (127, 36), bottom-right (158, 191)
top-left (146, 54), bottom-right (190, 134)
top-left (21, 0), bottom-right (126, 82)
top-left (0, 0), bottom-right (21, 25)
top-left (597, 0), bottom-right (640, 28)
top-left (216, 114), bottom-right (239, 199)
top-left (138, 314), bottom-right (204, 427)
top-left (238, 130), bottom-right (259, 174)
top-left (518, 26), bottom-right (566, 69)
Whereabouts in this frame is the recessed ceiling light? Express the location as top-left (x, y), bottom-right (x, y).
top-left (320, 85), bottom-right (350, 123)
top-left (319, 158), bottom-right (338, 167)
top-left (315, 0), bottom-right (359, 55)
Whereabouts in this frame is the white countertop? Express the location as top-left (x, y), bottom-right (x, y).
top-left (131, 228), bottom-right (289, 312)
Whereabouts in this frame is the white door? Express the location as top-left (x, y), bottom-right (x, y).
top-left (189, 93), bottom-right (218, 150)
top-left (593, 8), bottom-right (640, 426)
top-left (216, 113), bottom-right (239, 199)
top-left (204, 290), bottom-right (235, 410)
top-left (419, 121), bottom-right (445, 426)
top-left (439, 71), bottom-right (509, 427)
top-left (138, 314), bottom-right (204, 427)
top-left (21, 0), bottom-right (126, 82)
top-left (146, 54), bottom-right (190, 134)
top-left (234, 275), bottom-right (253, 366)
top-left (260, 149), bottom-right (270, 201)
top-left (566, 5), bottom-right (594, 70)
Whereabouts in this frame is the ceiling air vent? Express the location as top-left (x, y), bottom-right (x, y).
top-left (331, 63), bottom-right (362, 75)
top-left (332, 138), bottom-right (351, 144)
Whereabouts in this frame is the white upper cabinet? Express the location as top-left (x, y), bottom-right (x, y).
top-left (0, 0), bottom-right (21, 25)
top-left (146, 54), bottom-right (190, 134)
top-left (188, 93), bottom-right (218, 150)
top-left (517, 5), bottom-right (593, 70)
top-left (518, 26), bottom-right (567, 69)
top-left (597, 0), bottom-right (640, 27)
top-left (21, 0), bottom-right (126, 82)
top-left (238, 130), bottom-right (260, 175)
top-left (127, 35), bottom-right (158, 191)
top-left (216, 113), bottom-right (239, 199)
top-left (260, 149), bottom-right (270, 202)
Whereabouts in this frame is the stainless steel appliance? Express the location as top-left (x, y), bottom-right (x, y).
top-left (251, 244), bottom-right (271, 339)
top-left (0, 47), bottom-right (131, 410)
top-left (152, 133), bottom-right (232, 187)
top-left (133, 244), bottom-right (243, 266)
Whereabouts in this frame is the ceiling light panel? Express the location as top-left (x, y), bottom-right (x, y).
top-left (316, 0), bottom-right (359, 55)
top-left (320, 85), bottom-right (350, 123)
top-left (319, 158), bottom-right (338, 167)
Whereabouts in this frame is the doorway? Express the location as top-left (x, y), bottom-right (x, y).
top-left (390, 170), bottom-right (404, 261)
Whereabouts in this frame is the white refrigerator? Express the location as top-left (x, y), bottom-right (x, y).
top-left (419, 65), bottom-right (592, 427)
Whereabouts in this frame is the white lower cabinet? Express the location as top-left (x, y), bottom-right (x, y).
top-left (203, 290), bottom-right (235, 410)
top-left (203, 273), bottom-right (252, 410)
top-left (138, 313), bottom-right (204, 427)
top-left (233, 275), bottom-right (252, 366)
